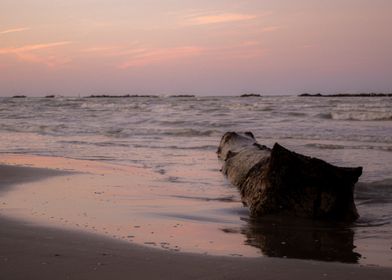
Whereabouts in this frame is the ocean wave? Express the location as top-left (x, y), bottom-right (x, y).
top-left (331, 111), bottom-right (392, 121)
top-left (58, 140), bottom-right (90, 145)
top-left (162, 128), bottom-right (220, 137)
top-left (0, 123), bottom-right (69, 135)
top-left (286, 112), bottom-right (307, 117)
top-left (133, 144), bottom-right (216, 150)
top-left (354, 218), bottom-right (391, 228)
top-left (81, 102), bottom-right (149, 111)
top-left (59, 140), bottom-right (130, 148)
top-left (103, 127), bottom-right (127, 137)
top-left (94, 141), bottom-right (130, 148)
top-left (355, 179), bottom-right (392, 201)
top-left (305, 143), bottom-right (345, 149)
top-left (222, 103), bottom-right (271, 111)
top-left (305, 143), bottom-right (392, 152)
top-left (350, 179), bottom-right (392, 228)
top-left (317, 112), bottom-right (332, 119)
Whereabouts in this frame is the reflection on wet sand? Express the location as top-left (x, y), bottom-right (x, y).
top-left (238, 216), bottom-right (361, 263)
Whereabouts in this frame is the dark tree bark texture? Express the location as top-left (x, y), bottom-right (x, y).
top-left (217, 132), bottom-right (362, 222)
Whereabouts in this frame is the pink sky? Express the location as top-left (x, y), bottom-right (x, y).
top-left (1, 0), bottom-right (391, 96)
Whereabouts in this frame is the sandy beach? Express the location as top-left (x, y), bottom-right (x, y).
top-left (0, 157), bottom-right (391, 280)
top-left (1, 215), bottom-right (392, 280)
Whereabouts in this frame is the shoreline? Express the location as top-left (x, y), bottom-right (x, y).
top-left (0, 157), bottom-right (391, 279)
top-left (0, 164), bottom-right (69, 194)
top-left (1, 215), bottom-right (391, 280)
top-left (0, 155), bottom-right (262, 258)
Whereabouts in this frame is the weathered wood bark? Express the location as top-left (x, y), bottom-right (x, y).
top-left (218, 132), bottom-right (362, 221)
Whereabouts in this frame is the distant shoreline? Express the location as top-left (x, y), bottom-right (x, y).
top-left (85, 94), bottom-right (159, 98)
top-left (3, 93), bottom-right (392, 98)
top-left (299, 93), bottom-right (392, 97)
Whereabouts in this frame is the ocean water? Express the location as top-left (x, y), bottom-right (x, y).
top-left (0, 95), bottom-right (391, 265)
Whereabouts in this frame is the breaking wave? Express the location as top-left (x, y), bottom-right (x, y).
top-left (331, 111), bottom-right (392, 121)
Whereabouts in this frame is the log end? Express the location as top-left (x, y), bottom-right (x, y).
top-left (217, 131), bottom-right (257, 160)
top-left (253, 143), bottom-right (362, 221)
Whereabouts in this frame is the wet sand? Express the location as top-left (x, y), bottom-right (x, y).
top-left (0, 155), bottom-right (258, 257)
top-left (0, 164), bottom-right (67, 193)
top-left (1, 215), bottom-right (392, 280)
top-left (0, 157), bottom-right (391, 279)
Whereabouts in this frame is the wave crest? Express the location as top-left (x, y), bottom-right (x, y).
top-left (331, 111), bottom-right (392, 121)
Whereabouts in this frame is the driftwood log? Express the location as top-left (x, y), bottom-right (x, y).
top-left (217, 132), bottom-right (362, 222)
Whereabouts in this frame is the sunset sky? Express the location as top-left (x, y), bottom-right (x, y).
top-left (1, 0), bottom-right (391, 96)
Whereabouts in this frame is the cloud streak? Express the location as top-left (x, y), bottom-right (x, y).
top-left (80, 43), bottom-right (142, 57)
top-left (0, 41), bottom-right (72, 67)
top-left (182, 12), bottom-right (257, 26)
top-left (0, 41), bottom-right (72, 54)
top-left (0, 27), bottom-right (30, 35)
top-left (261, 26), bottom-right (281, 33)
top-left (118, 46), bottom-right (204, 68)
top-left (115, 40), bottom-right (264, 69)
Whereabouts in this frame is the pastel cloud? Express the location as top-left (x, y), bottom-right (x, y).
top-left (0, 41), bottom-right (72, 67)
top-left (261, 26), bottom-right (281, 33)
top-left (0, 27), bottom-right (30, 35)
top-left (183, 12), bottom-right (257, 26)
top-left (0, 41), bottom-right (72, 54)
top-left (80, 43), bottom-right (142, 57)
top-left (81, 46), bottom-right (123, 53)
top-left (118, 46), bottom-right (204, 68)
top-left (114, 39), bottom-right (264, 69)
top-left (14, 52), bottom-right (71, 67)
top-left (204, 41), bottom-right (265, 61)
